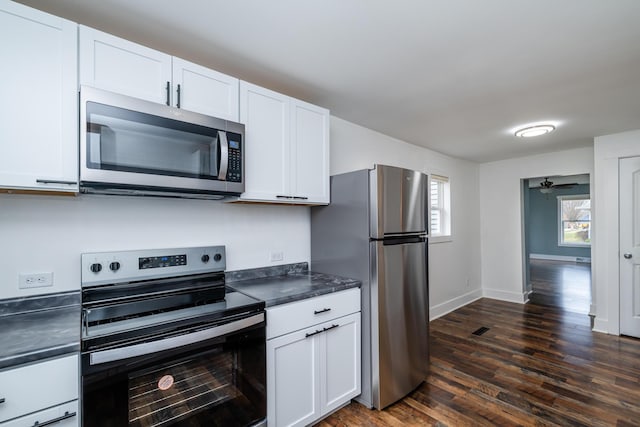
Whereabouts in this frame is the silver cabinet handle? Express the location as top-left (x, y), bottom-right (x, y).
top-left (165, 81), bottom-right (170, 106)
top-left (36, 179), bottom-right (77, 185)
top-left (314, 308), bottom-right (331, 315)
top-left (176, 84), bottom-right (181, 109)
top-left (217, 131), bottom-right (229, 180)
top-left (90, 313), bottom-right (264, 365)
top-left (32, 411), bottom-right (77, 427)
top-left (293, 196), bottom-right (309, 200)
top-left (624, 253), bottom-right (633, 259)
top-left (0, 397), bottom-right (5, 404)
top-left (276, 195), bottom-right (292, 199)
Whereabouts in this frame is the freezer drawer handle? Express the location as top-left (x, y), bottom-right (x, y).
top-left (32, 411), bottom-right (77, 427)
top-left (314, 308), bottom-right (331, 315)
top-left (323, 324), bottom-right (339, 332)
top-left (305, 329), bottom-right (323, 338)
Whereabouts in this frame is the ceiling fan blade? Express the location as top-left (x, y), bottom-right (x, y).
top-left (551, 183), bottom-right (578, 188)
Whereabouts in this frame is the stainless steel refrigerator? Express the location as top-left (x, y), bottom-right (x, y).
top-left (311, 164), bottom-right (429, 410)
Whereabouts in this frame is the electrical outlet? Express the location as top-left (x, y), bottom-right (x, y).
top-left (18, 272), bottom-right (53, 289)
top-left (270, 251), bottom-right (284, 262)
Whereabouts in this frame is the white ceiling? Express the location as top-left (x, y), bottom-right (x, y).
top-left (18, 0), bottom-right (640, 163)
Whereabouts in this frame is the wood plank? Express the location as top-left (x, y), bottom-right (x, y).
top-left (316, 296), bottom-right (640, 426)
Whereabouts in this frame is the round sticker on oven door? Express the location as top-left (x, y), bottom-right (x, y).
top-left (158, 374), bottom-right (174, 391)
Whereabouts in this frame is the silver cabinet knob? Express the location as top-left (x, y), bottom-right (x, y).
top-left (624, 253), bottom-right (633, 259)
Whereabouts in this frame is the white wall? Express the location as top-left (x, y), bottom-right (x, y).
top-left (0, 194), bottom-right (309, 299)
top-left (593, 129), bottom-right (640, 334)
top-left (478, 147), bottom-right (594, 303)
top-left (2, 116), bottom-right (482, 322)
top-left (331, 116), bottom-right (482, 319)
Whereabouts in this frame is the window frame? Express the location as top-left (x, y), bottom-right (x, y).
top-left (429, 174), bottom-right (451, 243)
top-left (557, 194), bottom-right (591, 247)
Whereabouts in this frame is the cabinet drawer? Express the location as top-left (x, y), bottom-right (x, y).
top-left (1, 400), bottom-right (78, 427)
top-left (267, 288), bottom-right (360, 339)
top-left (0, 355), bottom-right (78, 423)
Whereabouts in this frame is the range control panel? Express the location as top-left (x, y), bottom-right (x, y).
top-left (81, 246), bottom-right (226, 287)
top-left (139, 254), bottom-right (187, 269)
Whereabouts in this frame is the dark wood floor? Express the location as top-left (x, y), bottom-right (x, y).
top-left (317, 298), bottom-right (640, 426)
top-left (528, 259), bottom-right (591, 314)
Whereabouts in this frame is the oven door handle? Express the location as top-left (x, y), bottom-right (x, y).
top-left (89, 312), bottom-right (264, 365)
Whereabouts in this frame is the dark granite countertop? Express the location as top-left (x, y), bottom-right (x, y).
top-left (0, 291), bottom-right (80, 371)
top-left (227, 263), bottom-right (360, 307)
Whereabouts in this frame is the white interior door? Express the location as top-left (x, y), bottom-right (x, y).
top-left (620, 156), bottom-right (640, 337)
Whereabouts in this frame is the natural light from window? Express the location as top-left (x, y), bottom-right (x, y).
top-left (430, 174), bottom-right (451, 239)
top-left (558, 195), bottom-right (591, 246)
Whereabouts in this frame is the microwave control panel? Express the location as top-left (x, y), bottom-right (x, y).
top-left (227, 134), bottom-right (242, 182)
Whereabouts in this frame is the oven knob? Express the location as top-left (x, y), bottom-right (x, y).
top-left (201, 254), bottom-right (210, 263)
top-left (109, 261), bottom-right (121, 272)
top-left (213, 253), bottom-right (222, 262)
top-left (90, 263), bottom-right (102, 273)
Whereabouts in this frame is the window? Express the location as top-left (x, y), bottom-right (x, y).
top-left (558, 195), bottom-right (591, 246)
top-left (430, 174), bottom-right (451, 239)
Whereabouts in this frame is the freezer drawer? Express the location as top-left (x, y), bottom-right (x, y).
top-left (370, 165), bottom-right (428, 238)
top-left (370, 238), bottom-right (429, 409)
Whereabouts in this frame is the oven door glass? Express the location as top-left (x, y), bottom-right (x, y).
top-left (82, 319), bottom-right (265, 427)
top-left (86, 101), bottom-right (229, 181)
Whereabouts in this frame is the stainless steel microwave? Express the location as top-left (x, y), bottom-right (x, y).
top-left (79, 86), bottom-right (244, 199)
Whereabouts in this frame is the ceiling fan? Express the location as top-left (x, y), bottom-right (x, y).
top-left (538, 177), bottom-right (577, 194)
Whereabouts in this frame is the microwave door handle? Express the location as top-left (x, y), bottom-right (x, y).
top-left (217, 130), bottom-right (229, 180)
top-left (89, 313), bottom-right (264, 365)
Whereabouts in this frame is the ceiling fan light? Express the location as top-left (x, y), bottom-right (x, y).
top-left (515, 124), bottom-right (556, 138)
top-left (539, 187), bottom-right (553, 194)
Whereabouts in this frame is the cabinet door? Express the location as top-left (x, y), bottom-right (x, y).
top-left (239, 81), bottom-right (290, 202)
top-left (0, 0), bottom-right (78, 192)
top-left (267, 328), bottom-right (320, 427)
top-left (79, 25), bottom-right (172, 104)
top-left (321, 313), bottom-right (362, 415)
top-left (172, 57), bottom-right (239, 120)
top-left (0, 354), bottom-right (78, 423)
top-left (290, 99), bottom-right (330, 204)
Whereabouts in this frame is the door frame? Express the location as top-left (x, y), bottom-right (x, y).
top-left (519, 175), bottom-right (593, 313)
top-left (593, 130), bottom-right (640, 335)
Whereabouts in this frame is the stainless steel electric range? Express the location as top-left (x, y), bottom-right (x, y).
top-left (80, 246), bottom-right (266, 427)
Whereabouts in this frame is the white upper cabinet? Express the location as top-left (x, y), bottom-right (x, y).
top-left (79, 25), bottom-right (171, 105)
top-left (0, 0), bottom-right (78, 192)
top-left (79, 26), bottom-right (239, 120)
top-left (238, 81), bottom-right (330, 205)
top-left (290, 99), bottom-right (330, 203)
top-left (172, 57), bottom-right (239, 121)
top-left (239, 81), bottom-right (290, 202)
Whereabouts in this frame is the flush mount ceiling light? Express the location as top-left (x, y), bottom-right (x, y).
top-left (514, 124), bottom-right (556, 138)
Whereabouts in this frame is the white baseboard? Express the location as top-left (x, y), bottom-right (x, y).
top-left (482, 288), bottom-right (528, 304)
top-left (430, 289), bottom-right (483, 321)
top-left (530, 253), bottom-right (591, 263)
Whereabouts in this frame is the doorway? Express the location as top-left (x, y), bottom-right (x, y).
top-left (522, 174), bottom-right (592, 314)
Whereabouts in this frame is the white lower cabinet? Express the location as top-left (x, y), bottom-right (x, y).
top-left (0, 354), bottom-right (79, 425)
top-left (267, 290), bottom-right (361, 427)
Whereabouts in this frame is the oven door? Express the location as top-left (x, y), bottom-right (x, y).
top-left (81, 313), bottom-right (265, 427)
top-left (79, 85), bottom-right (244, 195)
